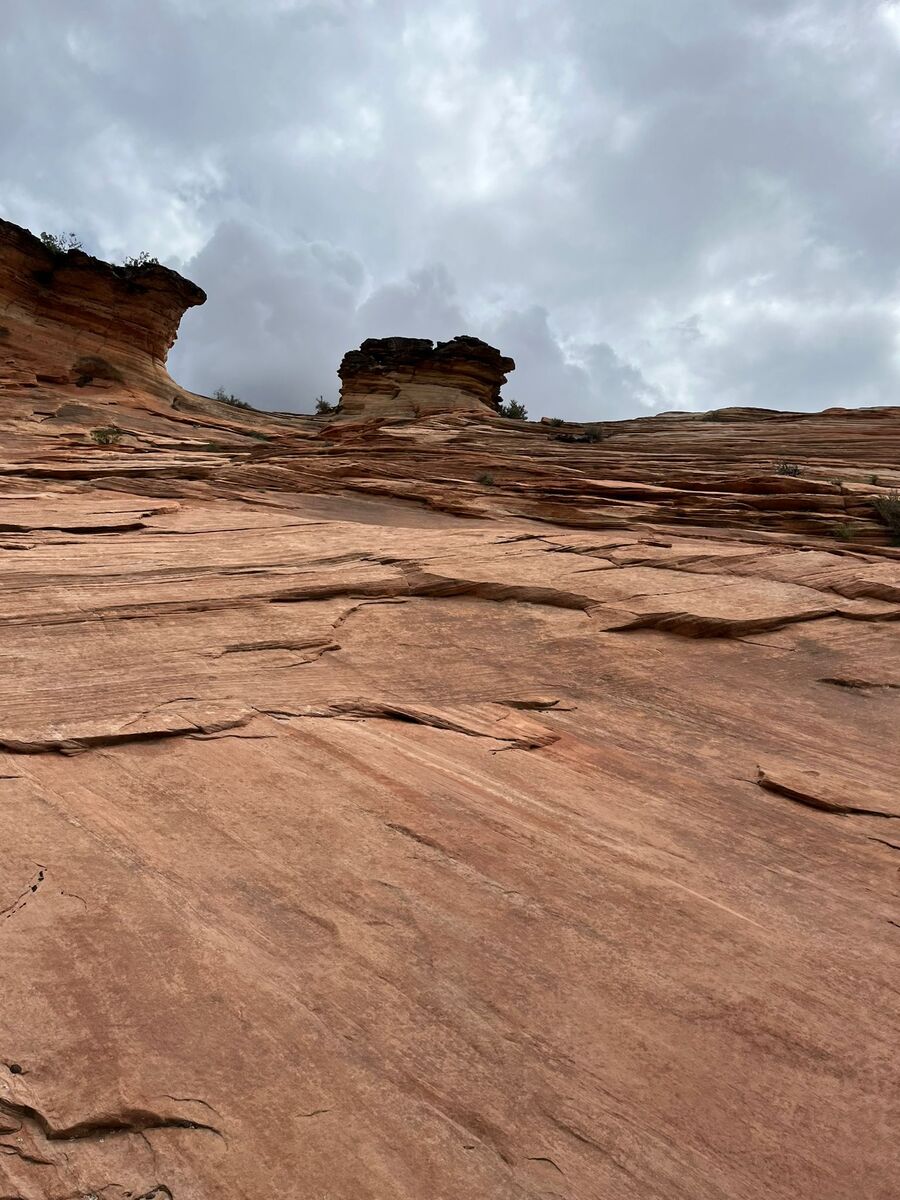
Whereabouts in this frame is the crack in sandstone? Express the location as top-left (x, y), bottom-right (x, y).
top-left (819, 677), bottom-right (900, 690)
top-left (0, 704), bottom-right (256, 755)
top-left (525, 1155), bottom-right (565, 1175)
top-left (757, 767), bottom-right (897, 819)
top-left (216, 637), bottom-right (338, 657)
top-left (0, 1140), bottom-right (54, 1166)
top-left (0, 1095), bottom-right (222, 1145)
top-left (0, 520), bottom-right (147, 534)
top-left (542, 1111), bottom-right (644, 1186)
top-left (261, 699), bottom-right (558, 750)
top-left (270, 562), bottom-right (900, 639)
top-left (1, 866), bottom-right (46, 922)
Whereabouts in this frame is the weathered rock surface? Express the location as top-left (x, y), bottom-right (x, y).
top-left (0, 218), bottom-right (206, 402)
top-left (0, 217), bottom-right (312, 454)
top-left (338, 334), bottom-right (515, 417)
top-left (1, 240), bottom-right (898, 1200)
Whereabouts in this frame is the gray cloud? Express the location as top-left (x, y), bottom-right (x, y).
top-left (2, 0), bottom-right (899, 416)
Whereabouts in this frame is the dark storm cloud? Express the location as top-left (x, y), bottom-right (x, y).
top-left (2, 0), bottom-right (898, 415)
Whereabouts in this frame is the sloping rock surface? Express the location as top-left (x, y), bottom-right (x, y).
top-left (1, 248), bottom-right (898, 1199)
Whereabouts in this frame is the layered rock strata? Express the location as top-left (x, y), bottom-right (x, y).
top-left (337, 335), bottom-right (515, 417)
top-left (0, 218), bottom-right (312, 450)
top-left (0, 218), bottom-right (205, 401)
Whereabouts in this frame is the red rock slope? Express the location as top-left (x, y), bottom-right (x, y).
top-left (1, 235), bottom-right (898, 1200)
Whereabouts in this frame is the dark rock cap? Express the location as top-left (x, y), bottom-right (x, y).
top-left (341, 335), bottom-right (514, 378)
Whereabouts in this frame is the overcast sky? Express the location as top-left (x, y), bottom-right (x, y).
top-left (3, 0), bottom-right (899, 417)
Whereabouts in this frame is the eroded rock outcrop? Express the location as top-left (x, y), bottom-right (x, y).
top-left (337, 335), bottom-right (515, 418)
top-left (0, 220), bottom-right (315, 453)
top-left (0, 218), bottom-right (205, 401)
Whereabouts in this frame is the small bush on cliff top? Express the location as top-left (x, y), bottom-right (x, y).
top-left (213, 386), bottom-right (252, 410)
top-left (872, 491), bottom-right (900, 542)
top-left (498, 399), bottom-right (528, 420)
top-left (123, 250), bottom-right (159, 268)
top-left (39, 231), bottom-right (82, 254)
top-left (315, 395), bottom-right (338, 415)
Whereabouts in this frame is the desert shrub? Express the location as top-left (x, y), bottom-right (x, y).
top-left (73, 355), bottom-right (125, 386)
top-left (213, 386), bottom-right (252, 409)
top-left (315, 395), bottom-right (337, 415)
top-left (831, 522), bottom-right (856, 541)
top-left (39, 231), bottom-right (82, 254)
top-left (90, 425), bottom-right (122, 445)
top-left (498, 399), bottom-right (528, 420)
top-left (872, 490), bottom-right (900, 542)
top-left (775, 461), bottom-right (801, 477)
top-left (553, 424), bottom-right (604, 445)
top-left (545, 417), bottom-right (565, 427)
top-left (123, 250), bottom-right (159, 268)
top-left (869, 474), bottom-right (880, 485)
top-left (476, 472), bottom-right (495, 486)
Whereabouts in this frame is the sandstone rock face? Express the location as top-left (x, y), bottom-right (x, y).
top-left (0, 220), bottom-right (316, 453)
top-left (0, 218), bottom-right (206, 402)
top-left (1, 242), bottom-right (899, 1199)
top-left (338, 334), bottom-right (515, 417)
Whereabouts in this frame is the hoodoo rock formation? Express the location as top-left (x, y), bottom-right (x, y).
top-left (1, 231), bottom-right (898, 1200)
top-left (337, 334), bottom-right (515, 418)
top-left (0, 217), bottom-right (308, 453)
top-left (0, 217), bottom-right (205, 402)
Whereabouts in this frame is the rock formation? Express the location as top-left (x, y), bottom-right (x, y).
top-left (337, 334), bottom-right (515, 418)
top-left (1, 230), bottom-right (898, 1200)
top-left (0, 217), bottom-right (312, 453)
top-left (0, 217), bottom-right (205, 401)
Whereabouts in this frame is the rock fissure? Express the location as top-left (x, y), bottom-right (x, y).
top-left (0, 867), bottom-right (46, 922)
top-left (0, 1096), bottom-right (221, 1144)
top-left (257, 699), bottom-right (559, 750)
